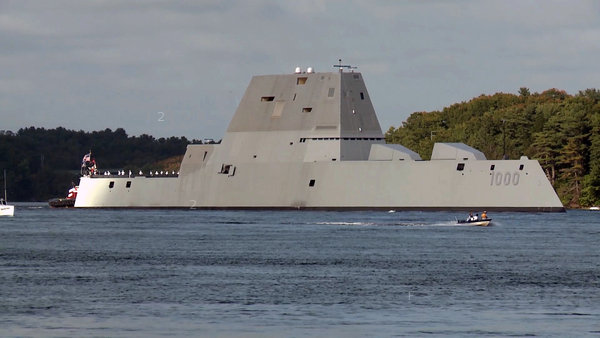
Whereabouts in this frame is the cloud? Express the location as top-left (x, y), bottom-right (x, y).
top-left (1, 1), bottom-right (600, 139)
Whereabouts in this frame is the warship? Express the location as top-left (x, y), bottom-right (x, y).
top-left (75, 64), bottom-right (564, 211)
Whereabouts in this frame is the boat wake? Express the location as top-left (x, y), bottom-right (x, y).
top-left (315, 221), bottom-right (376, 226)
top-left (312, 221), bottom-right (454, 227)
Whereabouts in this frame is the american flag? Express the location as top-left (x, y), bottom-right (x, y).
top-left (82, 152), bottom-right (91, 164)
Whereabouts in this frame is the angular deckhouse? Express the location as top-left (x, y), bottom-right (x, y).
top-left (75, 67), bottom-right (564, 211)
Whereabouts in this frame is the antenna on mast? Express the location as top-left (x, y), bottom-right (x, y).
top-left (333, 59), bottom-right (357, 73)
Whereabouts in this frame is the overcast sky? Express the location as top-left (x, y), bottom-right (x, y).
top-left (1, 0), bottom-right (600, 139)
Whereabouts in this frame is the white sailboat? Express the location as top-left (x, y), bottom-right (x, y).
top-left (1, 170), bottom-right (14, 216)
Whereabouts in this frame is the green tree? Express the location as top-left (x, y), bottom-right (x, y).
top-left (519, 87), bottom-right (531, 97)
top-left (557, 137), bottom-right (586, 206)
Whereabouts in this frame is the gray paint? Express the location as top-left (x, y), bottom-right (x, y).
top-left (75, 70), bottom-right (564, 211)
top-left (431, 143), bottom-right (487, 160)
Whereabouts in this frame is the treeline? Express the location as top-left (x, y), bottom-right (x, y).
top-left (385, 87), bottom-right (600, 208)
top-left (0, 127), bottom-right (202, 201)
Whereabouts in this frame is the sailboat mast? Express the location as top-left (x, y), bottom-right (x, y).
top-left (3, 169), bottom-right (7, 202)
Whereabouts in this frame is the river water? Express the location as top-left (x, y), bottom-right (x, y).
top-left (1, 203), bottom-right (599, 337)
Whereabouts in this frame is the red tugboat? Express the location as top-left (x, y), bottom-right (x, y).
top-left (48, 185), bottom-right (78, 208)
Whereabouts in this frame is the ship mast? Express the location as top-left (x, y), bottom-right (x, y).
top-left (333, 59), bottom-right (357, 73)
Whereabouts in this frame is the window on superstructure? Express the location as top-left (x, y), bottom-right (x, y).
top-left (126, 181), bottom-right (131, 188)
top-left (519, 164), bottom-right (524, 170)
top-left (490, 165), bottom-right (495, 171)
top-left (297, 77), bottom-right (307, 85)
top-left (109, 181), bottom-right (114, 188)
top-left (261, 96), bottom-right (275, 102)
top-left (309, 179), bottom-right (315, 187)
top-left (218, 164), bottom-right (235, 177)
top-left (220, 164), bottom-right (231, 175)
top-left (302, 107), bottom-right (312, 113)
top-left (457, 163), bottom-right (465, 171)
top-left (328, 88), bottom-right (335, 97)
top-left (360, 92), bottom-right (364, 100)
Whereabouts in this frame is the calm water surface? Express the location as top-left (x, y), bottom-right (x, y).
top-left (1, 203), bottom-right (599, 337)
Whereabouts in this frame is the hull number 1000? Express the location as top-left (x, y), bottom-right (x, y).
top-left (491, 172), bottom-right (520, 186)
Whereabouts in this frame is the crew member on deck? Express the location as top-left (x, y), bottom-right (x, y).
top-left (481, 211), bottom-right (487, 220)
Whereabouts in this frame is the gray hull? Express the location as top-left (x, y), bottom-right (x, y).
top-left (75, 69), bottom-right (564, 211)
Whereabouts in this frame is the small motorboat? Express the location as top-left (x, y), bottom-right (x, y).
top-left (457, 218), bottom-right (492, 226)
top-left (48, 185), bottom-right (78, 208)
top-left (457, 211), bottom-right (492, 226)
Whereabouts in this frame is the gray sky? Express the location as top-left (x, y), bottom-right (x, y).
top-left (2, 0), bottom-right (599, 140)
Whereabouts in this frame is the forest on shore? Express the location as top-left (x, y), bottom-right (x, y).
top-left (386, 87), bottom-right (600, 208)
top-left (2, 87), bottom-right (599, 207)
top-left (0, 127), bottom-right (197, 201)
